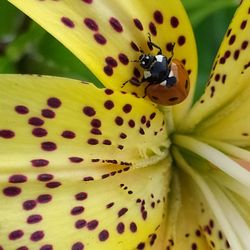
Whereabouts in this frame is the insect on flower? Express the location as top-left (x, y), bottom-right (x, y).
top-left (123, 34), bottom-right (190, 105)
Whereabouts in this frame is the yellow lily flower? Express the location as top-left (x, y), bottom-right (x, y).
top-left (1, 0), bottom-right (250, 249)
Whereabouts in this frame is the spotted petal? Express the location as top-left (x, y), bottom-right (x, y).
top-left (8, 0), bottom-right (197, 111)
top-left (169, 148), bottom-right (250, 250)
top-left (181, 0), bottom-right (250, 133)
top-left (0, 75), bottom-right (169, 177)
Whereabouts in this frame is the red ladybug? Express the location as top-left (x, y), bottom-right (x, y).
top-left (123, 35), bottom-right (190, 106)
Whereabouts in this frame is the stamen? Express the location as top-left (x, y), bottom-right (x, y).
top-left (172, 147), bottom-right (244, 250)
top-left (173, 135), bottom-right (250, 187)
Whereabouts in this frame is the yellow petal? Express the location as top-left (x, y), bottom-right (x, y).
top-left (0, 158), bottom-right (170, 249)
top-left (181, 0), bottom-right (250, 132)
top-left (171, 148), bottom-right (248, 250)
top-left (8, 0), bottom-right (197, 104)
top-left (0, 75), bottom-right (169, 177)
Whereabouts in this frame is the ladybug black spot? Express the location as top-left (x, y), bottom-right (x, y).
top-left (152, 96), bottom-right (159, 101)
top-left (168, 97), bottom-right (178, 102)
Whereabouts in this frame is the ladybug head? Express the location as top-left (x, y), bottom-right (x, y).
top-left (139, 54), bottom-right (156, 69)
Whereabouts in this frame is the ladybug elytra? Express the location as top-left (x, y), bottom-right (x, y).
top-left (123, 34), bottom-right (190, 106)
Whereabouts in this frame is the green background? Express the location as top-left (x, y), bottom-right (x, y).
top-left (0, 0), bottom-right (237, 101)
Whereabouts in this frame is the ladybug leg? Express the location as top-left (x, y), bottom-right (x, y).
top-left (167, 43), bottom-right (176, 65)
top-left (147, 33), bottom-right (162, 55)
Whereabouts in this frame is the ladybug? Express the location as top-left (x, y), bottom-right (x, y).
top-left (123, 35), bottom-right (190, 105)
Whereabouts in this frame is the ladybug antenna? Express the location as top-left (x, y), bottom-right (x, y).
top-left (130, 59), bottom-right (139, 63)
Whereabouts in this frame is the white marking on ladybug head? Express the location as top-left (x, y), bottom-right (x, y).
top-left (144, 70), bottom-right (152, 79)
top-left (155, 55), bottom-right (164, 62)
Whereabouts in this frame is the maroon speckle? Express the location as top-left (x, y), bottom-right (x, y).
top-left (83, 106), bottom-right (96, 117)
top-left (103, 139), bottom-right (111, 145)
top-left (9, 230), bottom-right (24, 240)
top-left (117, 222), bottom-right (125, 234)
top-left (104, 65), bottom-right (113, 76)
top-left (61, 130), bottom-right (75, 139)
top-left (83, 176), bottom-right (94, 181)
top-left (29, 117), bottom-right (44, 126)
top-left (41, 141), bottom-right (57, 151)
top-left (122, 104), bottom-right (132, 113)
top-left (118, 207), bottom-right (128, 217)
top-left (234, 50), bottom-right (240, 60)
top-left (104, 100), bottom-right (114, 110)
top-left (41, 109), bottom-right (55, 119)
top-left (17, 247), bottom-right (28, 250)
top-left (46, 181), bottom-right (61, 188)
top-left (178, 36), bottom-right (186, 46)
top-left (128, 119), bottom-right (135, 128)
top-left (120, 133), bottom-right (127, 139)
top-left (139, 128), bottom-right (145, 135)
top-left (240, 20), bottom-right (247, 29)
top-left (118, 53), bottom-right (129, 65)
top-left (87, 138), bottom-right (99, 145)
top-left (3, 186), bottom-right (21, 197)
top-left (71, 206), bottom-right (84, 215)
top-left (130, 41), bottom-right (139, 51)
top-left (106, 202), bottom-right (114, 208)
top-left (105, 57), bottom-right (117, 67)
top-left (82, 0), bottom-right (93, 3)
top-left (170, 16), bottom-right (179, 28)
top-left (75, 192), bottom-right (88, 201)
top-left (115, 116), bottom-right (124, 126)
top-left (31, 159), bottom-right (49, 167)
top-left (133, 68), bottom-right (141, 78)
top-left (72, 242), bottom-right (84, 250)
top-left (87, 220), bottom-right (99, 230)
top-left (61, 17), bottom-right (75, 28)
top-left (137, 243), bottom-right (145, 250)
top-left (140, 116), bottom-right (146, 124)
top-left (69, 157), bottom-right (84, 163)
top-left (242, 40), bottom-right (248, 50)
top-left (40, 245), bottom-right (53, 250)
top-left (109, 17), bottom-right (123, 32)
top-left (84, 17), bottom-right (98, 31)
top-left (30, 230), bottom-right (44, 241)
top-left (142, 210), bottom-right (147, 220)
top-left (37, 194), bottom-right (52, 203)
top-left (90, 119), bottom-right (101, 128)
top-left (191, 243), bottom-right (197, 250)
top-left (94, 33), bottom-right (107, 45)
top-left (166, 42), bottom-right (174, 52)
top-left (0, 129), bottom-right (15, 139)
top-left (15, 105), bottom-right (29, 114)
top-left (9, 175), bottom-right (27, 183)
top-left (105, 89), bottom-right (114, 95)
top-left (38, 173), bottom-right (54, 182)
top-left (98, 230), bottom-right (109, 241)
top-left (47, 97), bottom-right (61, 108)
top-left (154, 10), bottom-right (163, 24)
top-left (27, 214), bottom-right (43, 224)
top-left (75, 219), bottom-right (86, 229)
top-left (149, 22), bottom-right (157, 36)
top-left (32, 128), bottom-right (47, 137)
top-left (23, 200), bottom-right (37, 210)
top-left (229, 35), bottom-right (236, 45)
top-left (133, 18), bottom-right (143, 30)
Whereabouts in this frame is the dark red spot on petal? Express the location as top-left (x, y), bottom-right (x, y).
top-left (130, 41), bottom-right (139, 51)
top-left (9, 175), bottom-right (27, 183)
top-left (69, 157), bottom-right (84, 163)
top-left (154, 10), bottom-right (163, 24)
top-left (29, 117), bottom-right (44, 126)
top-left (37, 174), bottom-right (54, 182)
top-left (84, 17), bottom-right (98, 31)
top-left (229, 35), bottom-right (236, 45)
top-left (83, 106), bottom-right (96, 117)
top-left (170, 16), bottom-right (179, 28)
top-left (47, 97), bottom-right (61, 108)
top-left (109, 17), bottom-right (123, 32)
top-left (105, 57), bottom-right (118, 67)
top-left (31, 159), bottom-right (49, 167)
top-left (115, 116), bottom-right (124, 126)
top-left (41, 141), bottom-right (57, 151)
top-left (117, 222), bottom-right (125, 234)
top-left (41, 109), bottom-right (55, 119)
top-left (118, 207), bottom-right (128, 217)
top-left (128, 119), bottom-right (135, 128)
top-left (23, 200), bottom-right (37, 210)
top-left (71, 206), bottom-right (84, 215)
top-left (72, 242), bottom-right (84, 250)
top-left (32, 128), bottom-right (48, 137)
top-left (133, 18), bottom-right (143, 30)
top-left (15, 105), bottom-right (29, 114)
top-left (122, 104), bottom-right (132, 113)
top-left (87, 220), bottom-right (99, 230)
top-left (37, 194), bottom-right (52, 203)
top-left (27, 214), bottom-right (43, 224)
top-left (104, 100), bottom-right (114, 110)
top-left (75, 192), bottom-right (88, 201)
top-left (61, 130), bottom-right (76, 139)
top-left (40, 245), bottom-right (53, 250)
top-left (46, 181), bottom-right (61, 188)
top-left (87, 138), bottom-right (99, 145)
top-left (149, 22), bottom-right (157, 36)
top-left (178, 35), bottom-right (186, 46)
top-left (98, 230), bottom-right (109, 241)
top-left (118, 53), bottom-right (129, 65)
top-left (61, 17), bottom-right (75, 28)
top-left (104, 65), bottom-right (113, 76)
top-left (94, 33), bottom-right (107, 45)
top-left (9, 230), bottom-right (24, 240)
top-left (3, 186), bottom-right (21, 197)
top-left (103, 139), bottom-right (111, 145)
top-left (75, 219), bottom-right (86, 229)
top-left (30, 231), bottom-right (44, 241)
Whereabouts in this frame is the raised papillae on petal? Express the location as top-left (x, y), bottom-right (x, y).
top-left (8, 0), bottom-right (197, 111)
top-left (182, 0), bottom-right (250, 135)
top-left (0, 75), bottom-right (171, 248)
